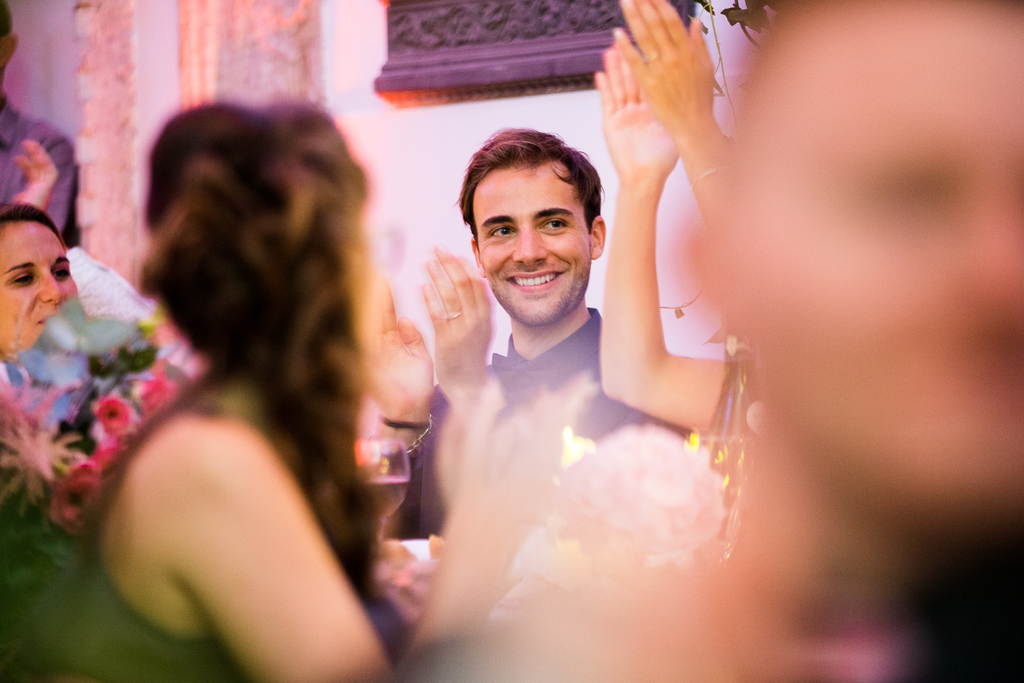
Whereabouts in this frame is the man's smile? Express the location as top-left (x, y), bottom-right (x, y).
top-left (512, 272), bottom-right (558, 288)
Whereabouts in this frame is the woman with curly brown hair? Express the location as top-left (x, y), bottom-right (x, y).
top-left (19, 104), bottom-right (387, 683)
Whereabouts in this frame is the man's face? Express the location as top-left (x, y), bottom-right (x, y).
top-left (718, 1), bottom-right (1024, 538)
top-left (471, 162), bottom-right (605, 329)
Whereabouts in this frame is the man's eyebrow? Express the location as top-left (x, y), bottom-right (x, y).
top-left (534, 208), bottom-right (573, 221)
top-left (480, 214), bottom-right (515, 229)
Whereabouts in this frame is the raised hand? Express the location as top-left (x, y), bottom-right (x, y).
top-left (366, 278), bottom-right (435, 424)
top-left (13, 140), bottom-right (59, 211)
top-left (614, 0), bottom-right (726, 171)
top-left (596, 45), bottom-right (679, 187)
top-left (422, 248), bottom-right (492, 401)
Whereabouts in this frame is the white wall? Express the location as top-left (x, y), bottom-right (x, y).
top-left (325, 0), bottom-right (746, 364)
top-left (6, 0), bottom-right (81, 141)
top-left (135, 0), bottom-right (182, 227)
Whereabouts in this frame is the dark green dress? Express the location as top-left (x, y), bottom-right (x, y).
top-left (17, 388), bottom-right (263, 683)
top-left (18, 553), bottom-right (248, 683)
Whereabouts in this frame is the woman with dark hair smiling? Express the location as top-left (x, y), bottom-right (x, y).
top-left (0, 203), bottom-right (77, 368)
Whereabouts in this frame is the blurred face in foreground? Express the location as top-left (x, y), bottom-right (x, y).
top-left (0, 221), bottom-right (77, 359)
top-left (717, 1), bottom-right (1024, 552)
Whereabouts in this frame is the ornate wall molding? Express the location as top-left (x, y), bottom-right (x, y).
top-left (375, 0), bottom-right (693, 105)
top-left (179, 0), bottom-right (324, 107)
top-left (74, 0), bottom-right (140, 282)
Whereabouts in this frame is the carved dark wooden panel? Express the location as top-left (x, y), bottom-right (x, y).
top-left (374, 0), bottom-right (693, 106)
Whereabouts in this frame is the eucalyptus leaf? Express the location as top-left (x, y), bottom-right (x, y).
top-left (79, 319), bottom-right (138, 355)
top-left (44, 316), bottom-right (80, 353)
top-left (17, 350), bottom-right (86, 387)
top-left (17, 349), bottom-right (51, 382)
top-left (42, 354), bottom-right (89, 388)
top-left (58, 298), bottom-right (89, 331)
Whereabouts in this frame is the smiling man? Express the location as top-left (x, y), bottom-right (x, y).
top-left (386, 129), bottom-right (656, 538)
top-left (463, 133), bottom-right (605, 360)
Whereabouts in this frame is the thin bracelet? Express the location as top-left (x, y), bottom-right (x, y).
top-left (690, 167), bottom-right (726, 191)
top-left (382, 415), bottom-right (432, 452)
top-left (382, 417), bottom-right (429, 431)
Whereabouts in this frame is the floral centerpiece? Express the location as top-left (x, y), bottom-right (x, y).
top-left (0, 298), bottom-right (191, 672)
top-left (501, 425), bottom-right (726, 611)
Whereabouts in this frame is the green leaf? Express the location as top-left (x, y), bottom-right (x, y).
top-left (722, 2), bottom-right (771, 32)
top-left (79, 319), bottom-right (138, 355)
top-left (127, 346), bottom-right (159, 373)
top-left (0, 495), bottom-right (75, 667)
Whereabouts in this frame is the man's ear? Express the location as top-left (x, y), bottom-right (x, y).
top-left (589, 216), bottom-right (607, 260)
top-left (471, 236), bottom-right (485, 278)
top-left (0, 34), bottom-right (18, 71)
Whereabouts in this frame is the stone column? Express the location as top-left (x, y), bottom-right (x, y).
top-left (179, 0), bottom-right (324, 107)
top-left (74, 0), bottom-right (141, 282)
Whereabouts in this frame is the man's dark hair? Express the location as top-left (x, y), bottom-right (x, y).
top-left (0, 202), bottom-right (65, 249)
top-left (459, 128), bottom-right (603, 240)
top-left (0, 1), bottom-right (11, 38)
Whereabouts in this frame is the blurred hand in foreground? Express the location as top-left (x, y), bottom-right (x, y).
top-left (13, 140), bottom-right (59, 211)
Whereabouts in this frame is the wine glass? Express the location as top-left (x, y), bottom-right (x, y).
top-left (356, 439), bottom-right (410, 538)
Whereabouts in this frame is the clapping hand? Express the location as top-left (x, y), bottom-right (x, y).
top-left (13, 140), bottom-right (59, 211)
top-left (366, 278), bottom-right (435, 424)
top-left (614, 0), bottom-right (722, 164)
top-left (422, 248), bottom-right (492, 401)
top-left (597, 45), bottom-right (679, 187)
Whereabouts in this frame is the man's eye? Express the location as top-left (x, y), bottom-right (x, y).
top-left (545, 219), bottom-right (567, 229)
top-left (493, 227), bottom-right (512, 236)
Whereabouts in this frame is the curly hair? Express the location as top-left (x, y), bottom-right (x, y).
top-left (140, 103), bottom-right (377, 590)
top-left (458, 128), bottom-right (603, 240)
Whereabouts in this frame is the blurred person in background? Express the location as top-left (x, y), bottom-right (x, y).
top-left (0, 0), bottom-right (77, 244)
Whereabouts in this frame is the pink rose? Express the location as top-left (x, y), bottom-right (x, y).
top-left (92, 436), bottom-right (122, 471)
top-left (138, 372), bottom-right (177, 414)
top-left (50, 460), bottom-right (102, 533)
top-left (93, 395), bottom-right (134, 437)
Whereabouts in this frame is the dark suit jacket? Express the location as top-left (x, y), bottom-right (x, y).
top-left (394, 309), bottom-right (655, 538)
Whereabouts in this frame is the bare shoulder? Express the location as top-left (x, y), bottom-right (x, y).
top-left (106, 412), bottom-right (307, 585)
top-left (104, 413), bottom-right (312, 635)
top-left (125, 413), bottom-right (294, 507)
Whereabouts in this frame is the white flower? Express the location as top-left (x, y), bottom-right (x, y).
top-left (558, 425), bottom-right (726, 568)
